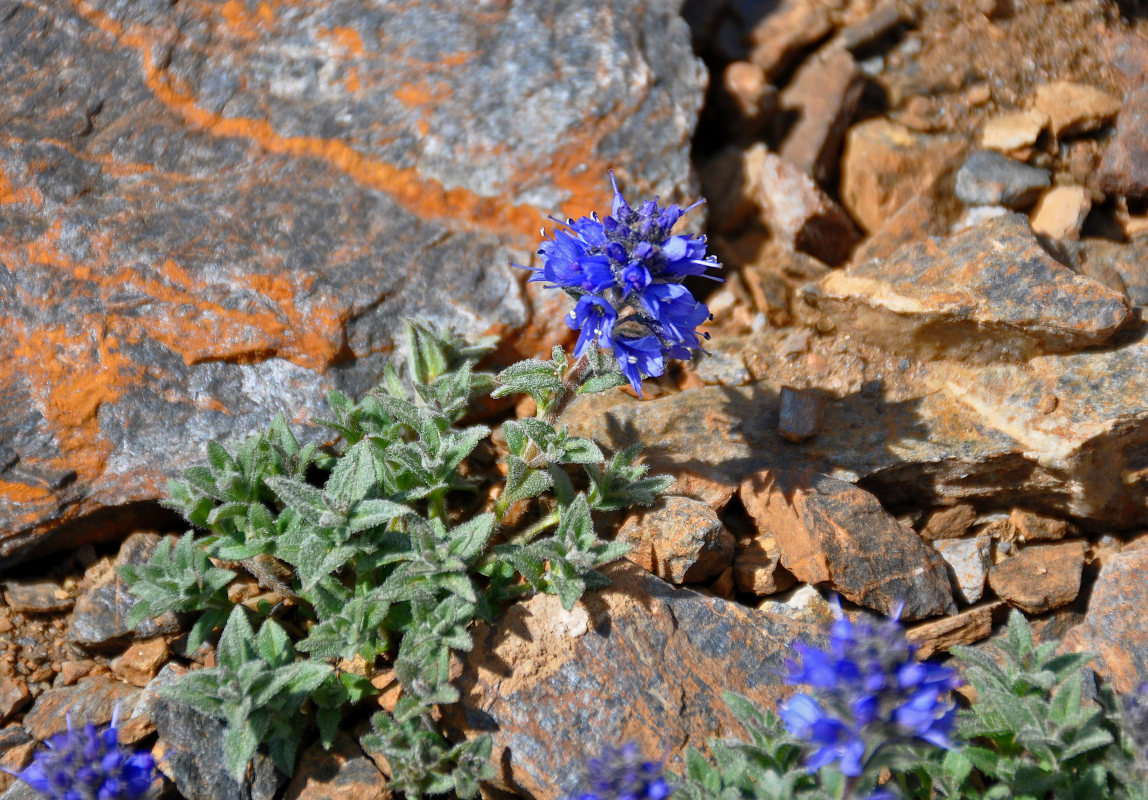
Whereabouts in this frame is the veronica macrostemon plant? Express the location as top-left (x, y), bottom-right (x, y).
top-left (779, 600), bottom-right (959, 797)
top-left (571, 742), bottom-right (673, 800)
top-left (517, 171), bottom-right (721, 397)
top-left (6, 706), bottom-right (158, 800)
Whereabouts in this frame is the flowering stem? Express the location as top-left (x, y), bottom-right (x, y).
top-left (543, 353), bottom-right (591, 425)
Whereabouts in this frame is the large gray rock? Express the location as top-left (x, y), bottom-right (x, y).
top-left (0, 0), bottom-right (706, 568)
top-left (444, 561), bottom-right (827, 800)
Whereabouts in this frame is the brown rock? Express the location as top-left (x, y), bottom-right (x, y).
top-left (0, 0), bottom-right (705, 570)
top-left (1079, 238), bottom-right (1148, 308)
top-left (111, 637), bottom-right (169, 688)
top-left (980, 109), bottom-right (1049, 153)
top-left (718, 62), bottom-right (779, 142)
top-left (778, 49), bottom-right (865, 186)
top-left (1, 580), bottom-right (72, 614)
top-left (850, 194), bottom-right (951, 265)
top-left (1062, 545), bottom-right (1148, 692)
top-left (0, 675), bottom-right (31, 725)
top-left (1029, 186), bottom-right (1091, 240)
top-left (918, 505), bottom-right (977, 541)
top-left (1105, 32), bottom-right (1148, 95)
top-left (907, 602), bottom-right (1003, 659)
top-left (284, 732), bottom-right (390, 800)
top-left (745, 146), bottom-right (859, 266)
top-left (777, 387), bottom-right (825, 443)
top-left (813, 213), bottom-right (1133, 361)
top-left (839, 4), bottom-right (911, 53)
top-left (748, 0), bottom-right (836, 79)
top-left (1008, 509), bottom-right (1070, 543)
top-left (840, 119), bottom-right (965, 233)
top-left (53, 660), bottom-right (94, 687)
top-left (1099, 84), bottom-right (1148, 200)
top-left (738, 470), bottom-right (955, 620)
top-left (616, 496), bottom-right (734, 584)
top-left (22, 674), bottom-right (139, 740)
top-left (0, 728), bottom-right (35, 795)
top-left (1032, 81), bottom-right (1122, 138)
top-left (698, 148), bottom-right (758, 236)
top-left (732, 526), bottom-right (796, 597)
top-left (445, 560), bottom-right (828, 800)
top-left (743, 264), bottom-right (792, 327)
top-left (988, 540), bottom-right (1084, 614)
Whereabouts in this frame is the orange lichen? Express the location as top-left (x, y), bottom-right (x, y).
top-left (320, 25), bottom-right (364, 56)
top-left (67, 0), bottom-right (556, 241)
top-left (0, 479), bottom-right (53, 505)
top-left (345, 67), bottom-right (362, 92)
top-left (218, 0), bottom-right (275, 41)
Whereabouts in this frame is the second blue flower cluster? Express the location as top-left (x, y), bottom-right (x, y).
top-left (779, 603), bottom-right (960, 779)
top-left (522, 173), bottom-right (721, 395)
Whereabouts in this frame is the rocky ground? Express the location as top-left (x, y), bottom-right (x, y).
top-left (2, 0), bottom-right (1148, 798)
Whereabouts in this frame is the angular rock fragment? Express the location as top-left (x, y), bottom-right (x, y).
top-left (1029, 186), bottom-right (1091, 240)
top-left (988, 540), bottom-right (1084, 614)
top-left (616, 496), bottom-right (734, 584)
top-left (284, 733), bottom-right (390, 800)
top-left (954, 150), bottom-right (1051, 208)
top-left (778, 387), bottom-right (825, 443)
top-left (932, 536), bottom-right (990, 604)
top-left (748, 0), bottom-right (836, 79)
top-left (778, 49), bottom-right (865, 186)
top-left (1099, 84), bottom-right (1148, 200)
top-left (68, 533), bottom-right (182, 649)
top-left (813, 213), bottom-right (1132, 361)
top-left (840, 119), bottom-right (965, 234)
top-left (0, 676), bottom-right (31, 725)
top-left (745, 146), bottom-right (859, 266)
top-left (918, 505), bottom-right (977, 541)
top-left (1008, 509), bottom-right (1069, 542)
top-left (839, 4), bottom-right (912, 53)
top-left (1, 580), bottom-right (72, 613)
top-left (1032, 81), bottom-right (1122, 138)
top-left (1062, 541), bottom-right (1148, 692)
top-left (1079, 238), bottom-right (1148, 307)
top-left (738, 470), bottom-right (955, 620)
top-left (907, 602), bottom-right (1003, 659)
top-left (980, 109), bottom-right (1049, 152)
top-left (22, 674), bottom-right (139, 741)
top-left (445, 561), bottom-right (826, 800)
top-left (0, 0), bottom-right (705, 569)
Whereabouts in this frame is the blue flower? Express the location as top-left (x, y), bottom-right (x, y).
top-left (780, 599), bottom-right (960, 778)
top-left (572, 742), bottom-right (672, 800)
top-left (520, 172), bottom-right (721, 397)
top-left (5, 707), bottom-right (157, 799)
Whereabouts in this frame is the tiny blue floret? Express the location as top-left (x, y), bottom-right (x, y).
top-left (780, 599), bottom-right (960, 777)
top-left (571, 741), bottom-right (672, 800)
top-left (5, 706), bottom-right (157, 800)
top-left (520, 172), bottom-right (722, 396)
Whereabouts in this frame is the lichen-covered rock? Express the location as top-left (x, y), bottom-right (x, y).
top-left (1062, 540), bottom-right (1148, 693)
top-left (445, 561), bottom-right (826, 800)
top-left (738, 469), bottom-right (955, 620)
top-left (616, 496), bottom-right (734, 584)
top-left (812, 213), bottom-right (1132, 361)
top-left (0, 0), bottom-right (705, 568)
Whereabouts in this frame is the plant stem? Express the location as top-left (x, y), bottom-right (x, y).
top-left (509, 510), bottom-right (560, 545)
top-left (543, 353), bottom-right (591, 425)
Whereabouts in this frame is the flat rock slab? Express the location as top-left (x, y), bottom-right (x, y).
top-left (0, 0), bottom-right (704, 568)
top-left (283, 732), bottom-right (390, 800)
top-left (988, 540), bottom-right (1084, 614)
top-left (1062, 541), bottom-right (1148, 693)
top-left (22, 673), bottom-right (139, 740)
top-left (738, 470), bottom-right (955, 620)
top-left (445, 561), bottom-right (826, 800)
top-left (813, 213), bottom-right (1132, 361)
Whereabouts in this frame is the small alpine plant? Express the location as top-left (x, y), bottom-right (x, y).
top-left (778, 600), bottom-right (960, 783)
top-left (7, 707), bottom-right (157, 800)
top-left (120, 172), bottom-right (722, 794)
top-left (519, 171), bottom-right (720, 396)
top-left (572, 742), bottom-right (673, 800)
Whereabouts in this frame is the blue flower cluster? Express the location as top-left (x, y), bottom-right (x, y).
top-left (522, 172), bottom-right (721, 396)
top-left (779, 601), bottom-right (960, 778)
top-left (6, 708), bottom-right (157, 800)
top-left (572, 742), bottom-right (672, 800)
